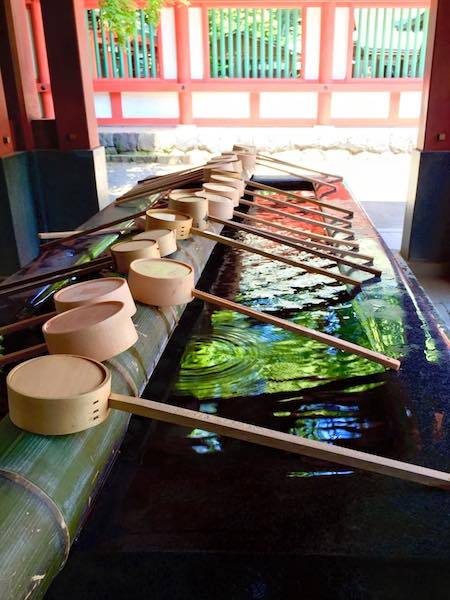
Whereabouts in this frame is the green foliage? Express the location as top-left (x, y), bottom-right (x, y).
top-left (99, 0), bottom-right (189, 45)
top-left (99, 0), bottom-right (136, 45)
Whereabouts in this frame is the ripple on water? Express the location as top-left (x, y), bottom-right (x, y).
top-left (176, 323), bottom-right (266, 399)
top-left (175, 304), bottom-right (384, 400)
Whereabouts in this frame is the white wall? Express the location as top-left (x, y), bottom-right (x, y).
top-left (333, 8), bottom-right (349, 79)
top-left (399, 91), bottom-right (422, 119)
top-left (304, 7), bottom-right (321, 80)
top-left (94, 93), bottom-right (112, 118)
top-left (331, 92), bottom-right (390, 119)
top-left (192, 92), bottom-right (250, 118)
top-left (189, 8), bottom-right (204, 79)
top-left (122, 92), bottom-right (179, 118)
top-left (260, 92), bottom-right (318, 119)
top-left (160, 8), bottom-right (177, 79)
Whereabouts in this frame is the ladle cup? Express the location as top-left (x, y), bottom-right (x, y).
top-left (127, 258), bottom-right (398, 370)
top-left (8, 354), bottom-right (444, 488)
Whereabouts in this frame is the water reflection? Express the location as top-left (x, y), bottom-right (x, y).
top-left (169, 194), bottom-right (417, 472)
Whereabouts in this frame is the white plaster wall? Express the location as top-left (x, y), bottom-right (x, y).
top-left (94, 93), bottom-right (112, 118)
top-left (161, 8), bottom-right (177, 79)
top-left (121, 92), bottom-right (179, 118)
top-left (399, 91), bottom-right (422, 119)
top-left (333, 8), bottom-right (349, 79)
top-left (331, 92), bottom-right (390, 119)
top-left (260, 92), bottom-right (318, 119)
top-left (189, 8), bottom-right (204, 79)
top-left (192, 92), bottom-right (250, 118)
top-left (304, 7), bottom-right (321, 80)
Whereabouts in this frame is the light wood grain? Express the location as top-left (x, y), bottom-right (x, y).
top-left (0, 312), bottom-right (57, 336)
top-left (244, 189), bottom-right (351, 226)
top-left (43, 301), bottom-right (138, 362)
top-left (0, 258), bottom-right (113, 298)
top-left (0, 343), bottom-right (47, 367)
top-left (108, 393), bottom-right (449, 488)
top-left (247, 180), bottom-right (353, 218)
top-left (257, 153), bottom-right (343, 182)
top-left (40, 190), bottom-right (167, 250)
top-left (239, 199), bottom-right (355, 238)
top-left (193, 228), bottom-right (361, 287)
top-left (208, 217), bottom-right (381, 277)
top-left (233, 210), bottom-right (360, 249)
top-left (193, 289), bottom-right (400, 370)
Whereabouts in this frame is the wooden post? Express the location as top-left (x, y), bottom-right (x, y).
top-left (418, 0), bottom-right (450, 153)
top-left (40, 0), bottom-right (98, 150)
top-left (0, 69), bottom-right (14, 157)
top-left (401, 0), bottom-right (450, 262)
top-left (0, 0), bottom-right (41, 150)
top-left (28, 0), bottom-right (54, 119)
top-left (174, 3), bottom-right (192, 124)
top-left (317, 2), bottom-right (336, 125)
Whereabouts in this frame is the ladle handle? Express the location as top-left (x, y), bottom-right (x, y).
top-left (232, 210), bottom-right (359, 250)
top-left (108, 392), bottom-right (448, 488)
top-left (0, 257), bottom-right (112, 297)
top-left (192, 289), bottom-right (400, 371)
top-left (192, 228), bottom-right (361, 287)
top-left (0, 312), bottom-right (56, 336)
top-left (246, 180), bottom-right (353, 218)
top-left (256, 158), bottom-right (338, 193)
top-left (207, 216), bottom-right (379, 276)
top-left (0, 343), bottom-right (47, 367)
top-left (239, 199), bottom-right (354, 238)
top-left (244, 189), bottom-right (351, 226)
top-left (257, 153), bottom-right (343, 182)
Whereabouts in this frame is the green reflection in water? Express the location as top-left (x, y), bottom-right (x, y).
top-left (176, 303), bottom-right (385, 400)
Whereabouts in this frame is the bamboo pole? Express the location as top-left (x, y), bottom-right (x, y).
top-left (0, 228), bottom-right (222, 598)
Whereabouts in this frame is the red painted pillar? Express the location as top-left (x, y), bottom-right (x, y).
top-left (40, 0), bottom-right (98, 150)
top-left (28, 0), bottom-right (54, 119)
top-left (401, 0), bottom-right (450, 262)
top-left (174, 4), bottom-right (192, 124)
top-left (317, 2), bottom-right (335, 125)
top-left (418, 0), bottom-right (450, 152)
top-left (0, 0), bottom-right (41, 150)
top-left (0, 69), bottom-right (14, 157)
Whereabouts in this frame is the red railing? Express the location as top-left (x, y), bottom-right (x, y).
top-left (26, 0), bottom-right (431, 127)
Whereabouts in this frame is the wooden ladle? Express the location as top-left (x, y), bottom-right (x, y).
top-left (146, 209), bottom-right (361, 287)
top-left (162, 198), bottom-right (378, 279)
top-left (7, 354), bottom-right (446, 489)
top-left (127, 258), bottom-right (399, 370)
top-left (0, 286), bottom-right (138, 365)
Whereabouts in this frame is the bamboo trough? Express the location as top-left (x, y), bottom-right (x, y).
top-left (0, 221), bottom-right (223, 598)
top-left (1, 150), bottom-right (448, 600)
